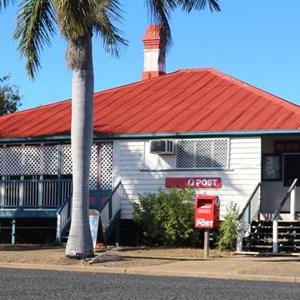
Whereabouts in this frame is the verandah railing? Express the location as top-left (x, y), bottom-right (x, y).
top-left (0, 178), bottom-right (72, 208)
top-left (0, 178), bottom-right (122, 245)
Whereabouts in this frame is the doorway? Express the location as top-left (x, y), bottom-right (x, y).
top-left (283, 154), bottom-right (300, 187)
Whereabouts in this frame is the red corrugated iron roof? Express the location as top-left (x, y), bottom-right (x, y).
top-left (0, 68), bottom-right (299, 139)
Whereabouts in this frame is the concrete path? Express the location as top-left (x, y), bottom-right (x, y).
top-left (123, 255), bottom-right (300, 282)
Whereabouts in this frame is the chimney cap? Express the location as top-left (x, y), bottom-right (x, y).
top-left (142, 25), bottom-right (162, 50)
top-left (143, 25), bottom-right (162, 40)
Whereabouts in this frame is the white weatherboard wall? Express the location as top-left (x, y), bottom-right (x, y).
top-left (114, 137), bottom-right (262, 219)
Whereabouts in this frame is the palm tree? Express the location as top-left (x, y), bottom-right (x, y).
top-left (0, 0), bottom-right (220, 258)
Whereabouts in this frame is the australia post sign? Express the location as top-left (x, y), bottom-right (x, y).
top-left (165, 177), bottom-right (222, 189)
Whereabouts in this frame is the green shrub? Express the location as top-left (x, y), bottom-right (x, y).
top-left (132, 188), bottom-right (199, 246)
top-left (216, 201), bottom-right (239, 251)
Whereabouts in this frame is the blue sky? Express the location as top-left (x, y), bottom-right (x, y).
top-left (0, 0), bottom-right (299, 111)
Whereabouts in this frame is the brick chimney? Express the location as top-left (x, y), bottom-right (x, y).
top-left (142, 25), bottom-right (166, 80)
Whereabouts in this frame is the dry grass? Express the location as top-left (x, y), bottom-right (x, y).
top-left (0, 244), bottom-right (233, 268)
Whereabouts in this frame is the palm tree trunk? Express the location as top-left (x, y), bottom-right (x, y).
top-left (65, 33), bottom-right (94, 258)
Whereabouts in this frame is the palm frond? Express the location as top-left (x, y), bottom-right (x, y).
top-left (93, 0), bottom-right (127, 58)
top-left (54, 0), bottom-right (100, 40)
top-left (180, 0), bottom-right (220, 12)
top-left (14, 0), bottom-right (57, 79)
top-left (0, 0), bottom-right (16, 11)
top-left (145, 0), bottom-right (172, 63)
top-left (145, 0), bottom-right (220, 62)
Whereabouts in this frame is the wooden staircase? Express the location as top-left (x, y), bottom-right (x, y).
top-left (243, 220), bottom-right (300, 253)
top-left (56, 181), bottom-right (123, 246)
top-left (237, 179), bottom-right (299, 254)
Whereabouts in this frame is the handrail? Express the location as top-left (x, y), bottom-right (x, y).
top-left (99, 181), bottom-right (123, 231)
top-left (272, 178), bottom-right (298, 253)
top-left (272, 178), bottom-right (298, 221)
top-left (237, 182), bottom-right (261, 221)
top-left (56, 195), bottom-right (72, 243)
top-left (236, 182), bottom-right (261, 253)
top-left (56, 195), bottom-right (71, 215)
top-left (56, 181), bottom-right (123, 243)
top-left (100, 181), bottom-right (122, 213)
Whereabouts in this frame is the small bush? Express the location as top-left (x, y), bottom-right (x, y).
top-left (132, 188), bottom-right (199, 246)
top-left (217, 202), bottom-right (239, 251)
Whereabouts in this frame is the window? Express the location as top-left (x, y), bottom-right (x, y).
top-left (262, 154), bottom-right (281, 181)
top-left (176, 139), bottom-right (229, 169)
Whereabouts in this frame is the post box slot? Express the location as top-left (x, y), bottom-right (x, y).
top-left (197, 206), bottom-right (211, 214)
top-left (198, 200), bottom-right (212, 206)
top-left (197, 200), bottom-right (212, 214)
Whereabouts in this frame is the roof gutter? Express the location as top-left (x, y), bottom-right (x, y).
top-left (0, 135), bottom-right (72, 144)
top-left (1, 129), bottom-right (299, 144)
top-left (94, 129), bottom-right (300, 140)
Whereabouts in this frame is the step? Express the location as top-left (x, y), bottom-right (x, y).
top-left (252, 220), bottom-right (300, 226)
top-left (249, 232), bottom-right (300, 238)
top-left (251, 223), bottom-right (300, 228)
top-left (243, 219), bottom-right (300, 249)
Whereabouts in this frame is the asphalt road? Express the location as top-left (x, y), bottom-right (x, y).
top-left (0, 268), bottom-right (300, 299)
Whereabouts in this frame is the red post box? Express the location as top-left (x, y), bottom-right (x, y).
top-left (194, 195), bottom-right (220, 229)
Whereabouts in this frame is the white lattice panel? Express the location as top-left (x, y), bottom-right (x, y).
top-left (0, 143), bottom-right (114, 190)
top-left (99, 142), bottom-right (113, 189)
top-left (89, 144), bottom-right (98, 190)
top-left (176, 139), bottom-right (229, 169)
top-left (213, 139), bottom-right (229, 168)
top-left (22, 147), bottom-right (41, 174)
top-left (62, 145), bottom-right (72, 174)
top-left (0, 147), bottom-right (22, 175)
top-left (42, 146), bottom-right (58, 174)
top-left (0, 146), bottom-right (59, 175)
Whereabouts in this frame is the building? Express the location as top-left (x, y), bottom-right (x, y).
top-left (0, 26), bottom-right (299, 251)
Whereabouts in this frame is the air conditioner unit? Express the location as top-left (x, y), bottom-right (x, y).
top-left (150, 140), bottom-right (174, 154)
